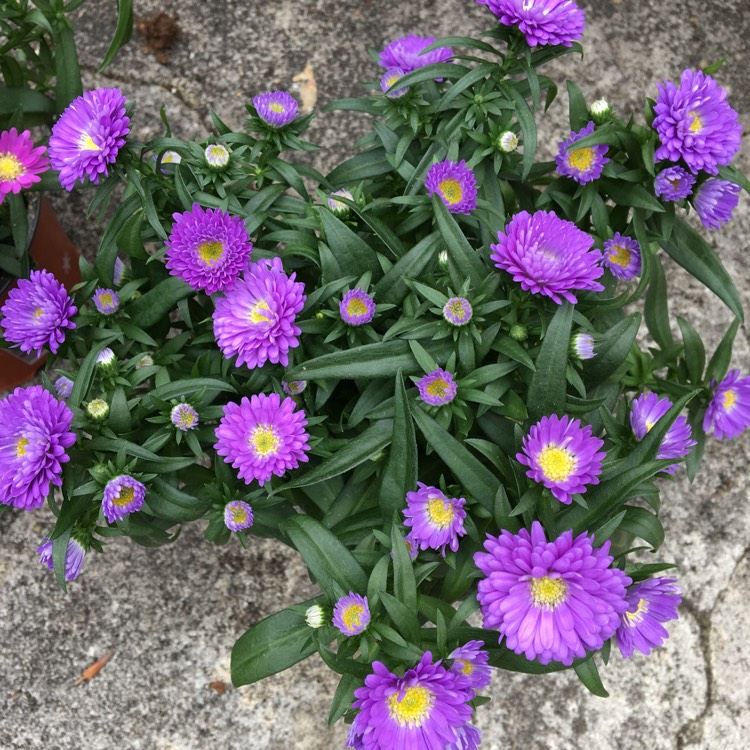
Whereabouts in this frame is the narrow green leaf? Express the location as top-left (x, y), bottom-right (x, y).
top-left (574, 657), bottom-right (609, 698)
top-left (644, 257), bottom-right (673, 349)
top-left (391, 524), bottom-right (417, 613)
top-left (583, 313), bottom-right (641, 384)
top-left (677, 317), bottom-right (706, 384)
top-left (98, 0), bottom-right (133, 71)
top-left (380, 591), bottom-right (420, 643)
top-left (318, 207), bottom-right (380, 277)
top-left (432, 196), bottom-right (485, 289)
top-left (566, 81), bottom-right (589, 130)
top-left (510, 86), bottom-right (537, 179)
top-left (705, 319), bottom-right (740, 382)
top-left (52, 20), bottom-right (82, 113)
top-left (108, 387), bottom-right (132, 433)
top-left (128, 277), bottom-right (194, 329)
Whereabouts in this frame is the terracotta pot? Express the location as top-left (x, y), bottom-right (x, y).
top-left (0, 195), bottom-right (81, 391)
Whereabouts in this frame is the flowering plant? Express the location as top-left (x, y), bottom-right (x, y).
top-left (2, 1), bottom-right (749, 747)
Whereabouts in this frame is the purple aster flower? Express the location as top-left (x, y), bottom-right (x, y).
top-left (327, 188), bottom-right (354, 216)
top-left (378, 35), bottom-right (453, 72)
top-left (101, 474), bottom-right (146, 523)
top-left (556, 121), bottom-right (609, 185)
top-left (113, 257), bottom-right (128, 286)
top-left (214, 393), bottom-right (310, 486)
top-left (340, 288), bottom-right (376, 326)
top-left (448, 723), bottom-right (482, 750)
top-left (350, 652), bottom-right (474, 750)
top-left (603, 233), bottom-right (641, 280)
top-left (571, 332), bottom-right (595, 360)
top-left (0, 386), bottom-right (75, 510)
top-left (443, 297), bottom-right (473, 326)
top-left (425, 160), bottom-right (477, 215)
top-left (516, 414), bottom-right (605, 505)
top-left (693, 179), bottom-right (741, 230)
top-left (165, 203), bottom-right (253, 295)
top-left (281, 379), bottom-right (307, 396)
top-left (380, 68), bottom-right (408, 98)
top-left (491, 210), bottom-right (604, 304)
top-left (332, 592), bottom-right (371, 637)
top-left (653, 69), bottom-right (742, 175)
top-left (170, 403), bottom-right (199, 431)
top-left (448, 640), bottom-right (492, 692)
top-left (479, 0), bottom-right (586, 48)
top-left (213, 257), bottom-right (305, 369)
top-left (253, 91), bottom-right (299, 128)
top-left (416, 368), bottom-right (458, 407)
top-left (1, 269), bottom-right (77, 357)
top-left (0, 128), bottom-right (49, 202)
top-left (223, 499), bottom-right (254, 532)
top-left (37, 537), bottom-right (85, 582)
top-left (54, 375), bottom-right (74, 399)
top-left (474, 521), bottom-right (631, 666)
top-left (48, 87), bottom-right (130, 191)
top-left (616, 578), bottom-right (682, 659)
top-left (654, 166), bottom-right (695, 201)
top-left (703, 369), bottom-right (750, 440)
top-left (404, 482), bottom-right (467, 556)
top-left (630, 392), bottom-right (696, 474)
top-left (92, 288), bottom-right (119, 315)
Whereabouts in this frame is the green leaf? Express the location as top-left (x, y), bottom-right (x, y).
top-left (574, 657), bottom-right (609, 698)
top-left (620, 506), bottom-right (665, 550)
top-left (391, 524), bottom-right (417, 613)
top-left (659, 217), bottom-right (743, 320)
top-left (108, 387), bottom-right (132, 433)
top-left (52, 19), bottom-right (83, 114)
top-left (432, 196), bottom-right (486, 290)
top-left (374, 232), bottom-right (440, 305)
top-left (87, 437), bottom-right (166, 463)
top-left (327, 147), bottom-right (393, 185)
top-left (644, 257), bottom-right (673, 349)
top-left (380, 591), bottom-right (420, 643)
top-left (527, 301), bottom-right (573, 421)
top-left (705, 319), bottom-right (740, 382)
top-left (328, 673), bottom-right (360, 725)
top-left (318, 207), bottom-right (380, 277)
top-left (282, 516), bottom-right (368, 598)
top-left (128, 277), bottom-right (194, 329)
top-left (600, 178), bottom-right (665, 213)
top-left (566, 81), bottom-right (589, 130)
top-left (412, 408), bottom-right (499, 510)
top-left (231, 606), bottom-right (317, 686)
top-left (69, 338), bottom-right (118, 408)
top-left (0, 86), bottom-right (54, 117)
top-left (147, 478), bottom-right (210, 523)
top-left (98, 0), bottom-right (133, 71)
top-left (677, 317), bottom-right (706, 384)
top-left (380, 373), bottom-right (418, 525)
top-left (583, 313), bottom-right (641, 384)
top-left (509, 85), bottom-right (537, 179)
top-left (143, 377), bottom-right (236, 404)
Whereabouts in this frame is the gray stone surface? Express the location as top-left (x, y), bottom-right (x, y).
top-left (2, 1), bottom-right (750, 749)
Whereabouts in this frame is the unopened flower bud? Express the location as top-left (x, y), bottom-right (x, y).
top-left (135, 354), bottom-right (154, 369)
top-left (86, 398), bottom-right (109, 421)
top-left (96, 348), bottom-right (116, 369)
top-left (571, 332), bottom-right (595, 360)
top-left (205, 143), bottom-right (230, 170)
top-left (438, 249), bottom-right (449, 268)
top-left (305, 604), bottom-right (325, 629)
top-left (509, 323), bottom-right (528, 342)
top-left (590, 99), bottom-right (611, 125)
top-left (497, 131), bottom-right (519, 153)
top-left (327, 189), bottom-right (353, 217)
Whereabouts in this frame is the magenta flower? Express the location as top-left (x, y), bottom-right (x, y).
top-left (350, 652), bottom-right (474, 750)
top-left (491, 210), bottom-right (604, 304)
top-left (479, 0), bottom-right (586, 48)
top-left (380, 68), bottom-right (408, 98)
top-left (603, 233), bottom-right (641, 280)
top-left (37, 537), bottom-right (85, 582)
top-left (92, 288), bottom-right (119, 315)
top-left (416, 369), bottom-right (458, 407)
top-left (653, 69), bottom-right (742, 175)
top-left (170, 403), bottom-right (199, 431)
top-left (555, 121), bottom-right (609, 184)
top-left (332, 592), bottom-right (371, 637)
top-left (425, 160), bottom-right (477, 215)
top-left (213, 257), bottom-right (305, 369)
top-left (516, 414), bottom-right (605, 504)
top-left (101, 475), bottom-right (146, 523)
top-left (0, 128), bottom-right (49, 202)
top-left (340, 288), bottom-right (376, 326)
top-left (616, 578), bottom-right (681, 659)
top-left (630, 392), bottom-right (696, 474)
top-left (1, 269), bottom-right (77, 357)
top-left (253, 91), bottom-right (299, 128)
top-left (474, 522), bottom-right (631, 665)
top-left (404, 482), bottom-right (467, 556)
top-left (378, 35), bottom-right (453, 72)
top-left (223, 500), bottom-right (254, 532)
top-left (654, 166), bottom-right (695, 201)
top-left (165, 203), bottom-right (252, 295)
top-left (693, 179), bottom-right (741, 230)
top-left (442, 297), bottom-right (473, 326)
top-left (448, 640), bottom-right (492, 692)
top-left (48, 87), bottom-right (130, 190)
top-left (0, 386), bottom-right (76, 510)
top-left (214, 393), bottom-right (310, 486)
top-left (448, 724), bottom-right (482, 750)
top-left (703, 369), bottom-right (750, 440)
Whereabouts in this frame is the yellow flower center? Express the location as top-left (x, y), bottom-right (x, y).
top-left (438, 178), bottom-right (463, 205)
top-left (114, 485), bottom-right (135, 507)
top-left (387, 686), bottom-right (433, 728)
top-left (249, 300), bottom-right (273, 324)
top-left (176, 409), bottom-right (196, 428)
top-left (456, 658), bottom-right (473, 675)
top-left (530, 576), bottom-right (568, 609)
top-left (537, 445), bottom-right (576, 482)
top-left (0, 152), bottom-right (24, 181)
top-left (625, 597), bottom-right (649, 626)
top-left (346, 298), bottom-right (369, 317)
top-left (230, 505), bottom-right (248, 525)
top-left (567, 147), bottom-right (595, 173)
top-left (645, 420), bottom-right (656, 433)
top-left (446, 299), bottom-right (468, 318)
top-left (426, 496), bottom-right (455, 528)
top-left (269, 102), bottom-right (285, 113)
top-left (197, 240), bottom-right (224, 265)
top-left (385, 73), bottom-right (401, 88)
top-left (16, 437), bottom-right (29, 457)
top-left (608, 244), bottom-right (631, 268)
top-left (79, 134), bottom-right (101, 151)
top-left (722, 389), bottom-right (737, 410)
top-left (98, 293), bottom-right (114, 308)
top-left (342, 603), bottom-right (365, 631)
top-left (688, 110), bottom-right (703, 133)
top-left (249, 424), bottom-right (280, 457)
top-left (425, 378), bottom-right (450, 399)
top-left (33, 307), bottom-right (44, 321)
top-left (668, 178), bottom-right (680, 189)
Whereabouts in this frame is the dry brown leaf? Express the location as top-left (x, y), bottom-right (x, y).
top-left (208, 681), bottom-right (226, 695)
top-left (292, 64), bottom-right (318, 113)
top-left (73, 650), bottom-right (115, 686)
